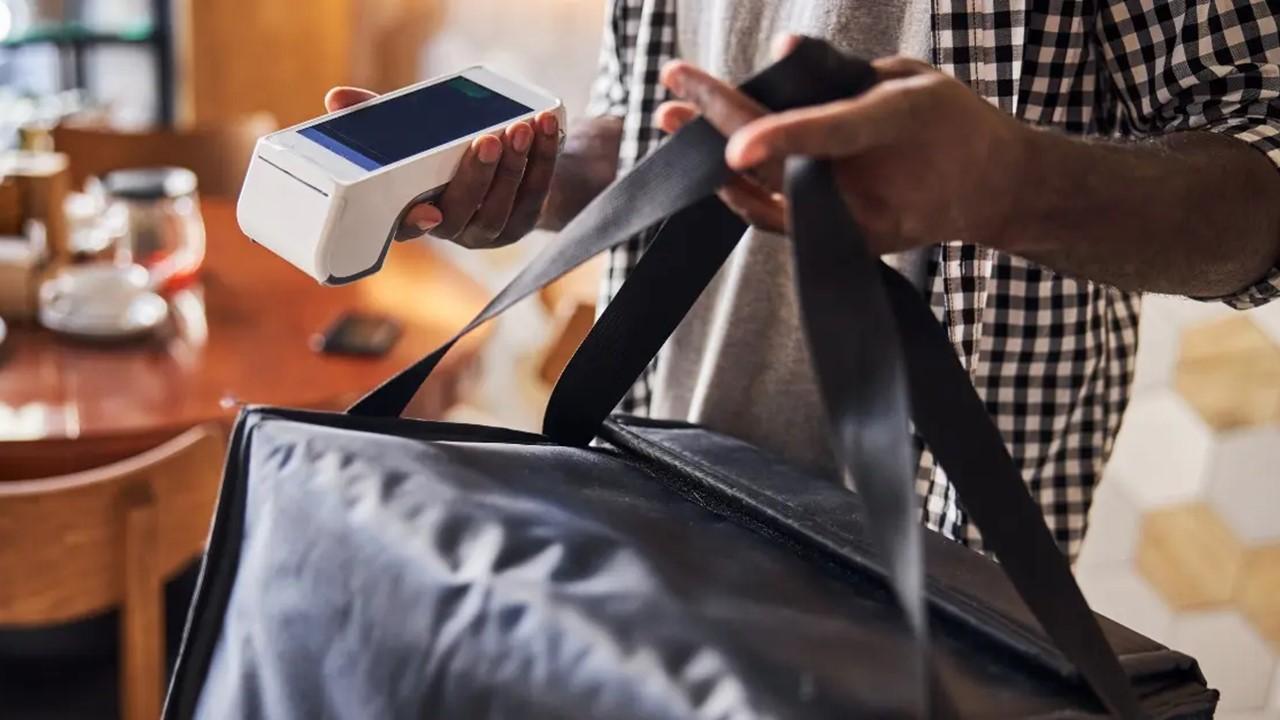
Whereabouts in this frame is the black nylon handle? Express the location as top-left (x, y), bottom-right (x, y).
top-left (785, 156), bottom-right (934, 714)
top-left (542, 42), bottom-right (1144, 720)
top-left (347, 38), bottom-right (865, 418)
top-left (350, 37), bottom-right (1143, 719)
top-left (540, 38), bottom-right (875, 445)
top-left (542, 197), bottom-right (745, 445)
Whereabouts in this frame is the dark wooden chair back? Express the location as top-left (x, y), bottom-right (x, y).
top-left (0, 425), bottom-right (226, 720)
top-left (52, 115), bottom-right (276, 197)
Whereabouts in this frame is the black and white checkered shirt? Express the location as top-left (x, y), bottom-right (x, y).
top-left (587, 0), bottom-right (1280, 559)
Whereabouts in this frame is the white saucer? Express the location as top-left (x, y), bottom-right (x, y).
top-left (38, 263), bottom-right (168, 341)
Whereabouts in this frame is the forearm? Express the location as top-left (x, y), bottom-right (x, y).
top-left (537, 115), bottom-right (623, 231)
top-left (1004, 128), bottom-right (1280, 297)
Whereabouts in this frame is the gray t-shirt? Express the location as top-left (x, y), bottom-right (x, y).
top-left (651, 0), bottom-right (932, 477)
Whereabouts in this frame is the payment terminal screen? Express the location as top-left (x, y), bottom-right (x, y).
top-left (299, 76), bottom-right (531, 171)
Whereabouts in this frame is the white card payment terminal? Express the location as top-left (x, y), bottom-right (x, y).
top-left (237, 67), bottom-right (563, 284)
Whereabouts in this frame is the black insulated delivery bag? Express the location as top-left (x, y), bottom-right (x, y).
top-left (163, 39), bottom-right (1217, 719)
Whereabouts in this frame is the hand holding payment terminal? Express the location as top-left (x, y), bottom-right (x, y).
top-left (237, 67), bottom-right (563, 284)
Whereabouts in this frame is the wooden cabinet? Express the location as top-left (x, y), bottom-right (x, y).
top-left (173, 0), bottom-right (443, 128)
top-left (350, 0), bottom-right (444, 92)
top-left (174, 0), bottom-right (356, 128)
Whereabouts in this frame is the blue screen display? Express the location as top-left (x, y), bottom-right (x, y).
top-left (298, 77), bottom-right (532, 171)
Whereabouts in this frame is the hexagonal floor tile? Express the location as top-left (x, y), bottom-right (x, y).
top-left (1157, 296), bottom-right (1236, 328)
top-left (1074, 563), bottom-right (1174, 642)
top-left (1175, 315), bottom-right (1280, 431)
top-left (1131, 298), bottom-right (1183, 398)
top-left (1137, 503), bottom-right (1245, 610)
top-left (1206, 426), bottom-right (1280, 545)
top-left (1237, 544), bottom-right (1280, 653)
top-left (1250, 301), bottom-right (1280, 349)
top-left (1170, 610), bottom-right (1278, 711)
top-left (1106, 390), bottom-right (1213, 509)
top-left (1076, 477), bottom-right (1142, 568)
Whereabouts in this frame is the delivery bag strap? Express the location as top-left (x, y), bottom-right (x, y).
top-left (787, 158), bottom-right (1140, 718)
top-left (539, 52), bottom-right (1144, 720)
top-left (541, 195), bottom-right (746, 445)
top-left (348, 37), bottom-right (1142, 718)
top-left (542, 161), bottom-right (1142, 719)
top-left (346, 36), bottom-right (874, 420)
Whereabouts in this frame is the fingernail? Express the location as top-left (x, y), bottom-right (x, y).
top-left (512, 123), bottom-right (532, 153)
top-left (414, 204), bottom-right (443, 232)
top-left (725, 135), bottom-right (763, 169)
top-left (667, 69), bottom-right (685, 97)
top-left (660, 61), bottom-right (685, 96)
top-left (539, 113), bottom-right (558, 136)
top-left (476, 136), bottom-right (501, 164)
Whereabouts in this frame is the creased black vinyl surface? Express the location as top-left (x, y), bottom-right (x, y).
top-left (178, 412), bottom-right (1214, 720)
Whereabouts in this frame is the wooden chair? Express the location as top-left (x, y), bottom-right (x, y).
top-left (0, 425), bottom-right (227, 720)
top-left (51, 114), bottom-right (277, 198)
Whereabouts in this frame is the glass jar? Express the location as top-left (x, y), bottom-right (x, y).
top-left (102, 167), bottom-right (206, 292)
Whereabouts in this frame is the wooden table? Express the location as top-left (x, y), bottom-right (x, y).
top-left (0, 198), bottom-right (491, 480)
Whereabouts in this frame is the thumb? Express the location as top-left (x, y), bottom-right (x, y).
top-left (655, 101), bottom-right (699, 134)
top-left (324, 86), bottom-right (378, 113)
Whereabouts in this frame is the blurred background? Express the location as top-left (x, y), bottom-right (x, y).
top-left (0, 1), bottom-right (1275, 718)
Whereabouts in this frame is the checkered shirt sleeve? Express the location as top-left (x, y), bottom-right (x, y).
top-left (1096, 0), bottom-right (1280, 308)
